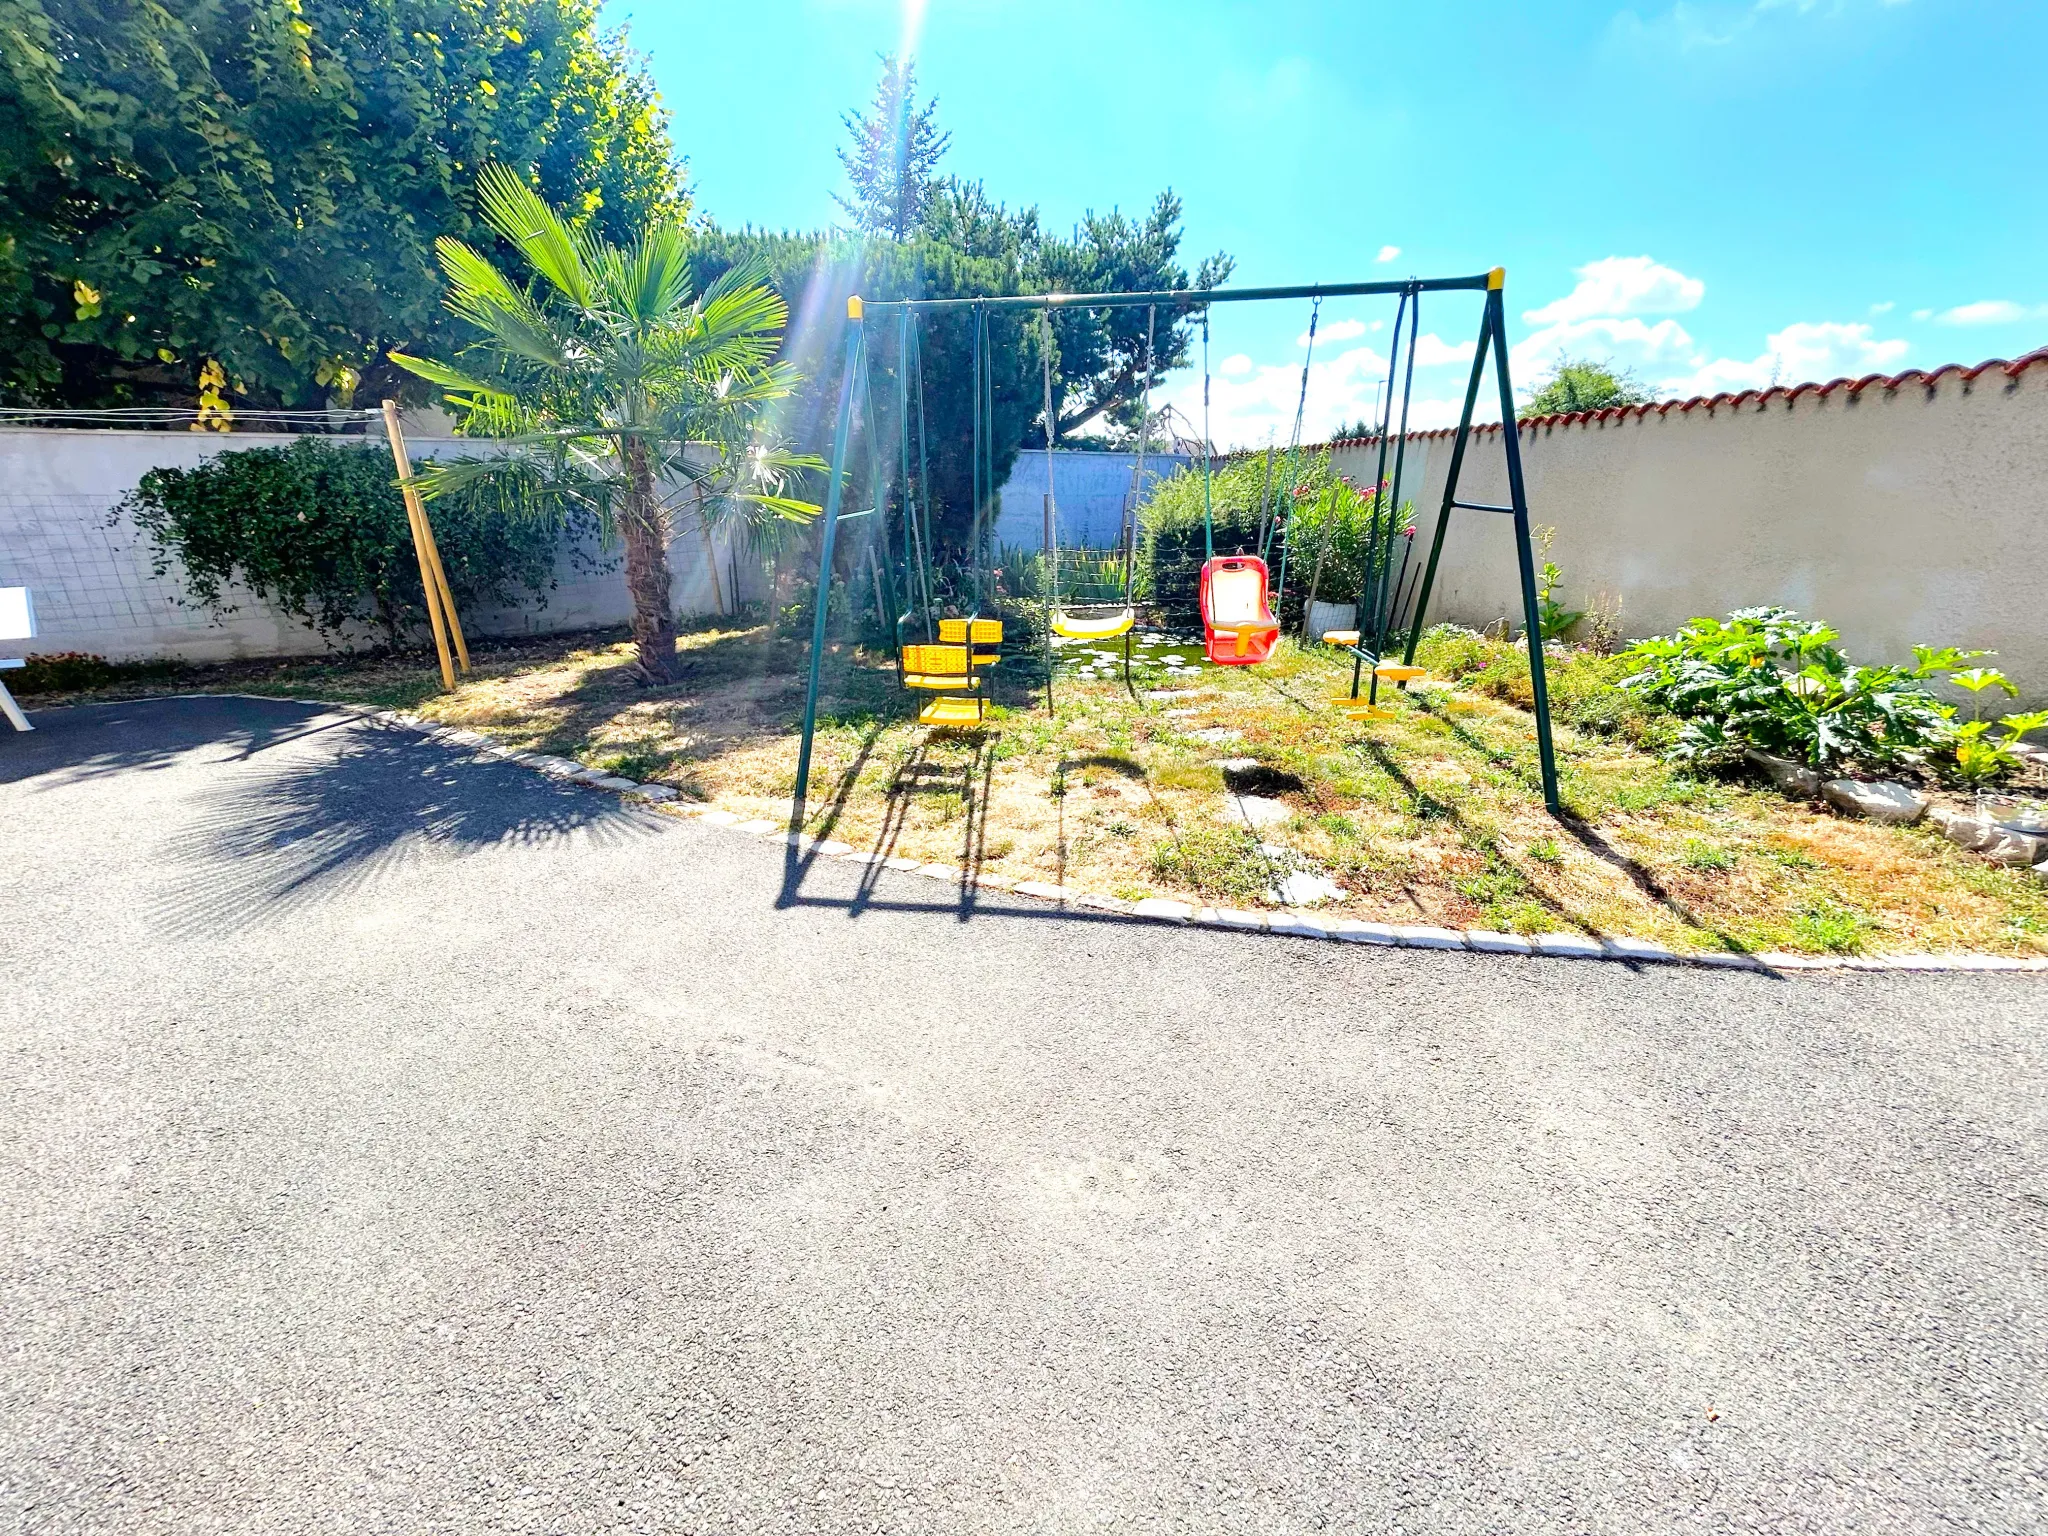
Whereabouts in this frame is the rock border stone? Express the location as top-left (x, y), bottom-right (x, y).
top-left (347, 701), bottom-right (2048, 979)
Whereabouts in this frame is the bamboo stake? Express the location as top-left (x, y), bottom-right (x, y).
top-left (382, 400), bottom-right (459, 689)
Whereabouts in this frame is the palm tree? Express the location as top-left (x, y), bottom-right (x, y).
top-left (392, 165), bottom-right (820, 683)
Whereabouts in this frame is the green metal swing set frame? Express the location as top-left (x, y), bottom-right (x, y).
top-left (790, 266), bottom-right (1562, 835)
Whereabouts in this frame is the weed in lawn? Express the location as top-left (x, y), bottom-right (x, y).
top-left (1679, 838), bottom-right (1738, 874)
top-left (1763, 844), bottom-right (1820, 872)
top-left (1527, 837), bottom-right (1563, 865)
top-left (1151, 825), bottom-right (1271, 901)
top-left (594, 749), bottom-right (673, 782)
top-left (1790, 900), bottom-right (1878, 954)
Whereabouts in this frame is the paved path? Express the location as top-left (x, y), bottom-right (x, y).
top-left (2, 697), bottom-right (2043, 1533)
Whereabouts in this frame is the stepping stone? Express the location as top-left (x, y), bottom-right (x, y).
top-left (736, 818), bottom-right (782, 836)
top-left (1187, 727), bottom-right (1242, 745)
top-left (1226, 793), bottom-right (1289, 828)
top-left (593, 776), bottom-right (639, 792)
top-left (1271, 870), bottom-right (1343, 905)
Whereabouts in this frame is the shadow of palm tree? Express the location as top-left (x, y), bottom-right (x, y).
top-left (100, 702), bottom-right (667, 936)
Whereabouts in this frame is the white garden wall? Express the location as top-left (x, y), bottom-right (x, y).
top-left (1326, 349), bottom-right (2048, 704)
top-left (0, 428), bottom-right (754, 664)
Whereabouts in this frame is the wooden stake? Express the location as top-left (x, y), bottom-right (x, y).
top-left (382, 400), bottom-right (458, 690)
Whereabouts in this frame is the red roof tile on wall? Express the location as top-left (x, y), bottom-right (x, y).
top-left (1316, 345), bottom-right (2048, 448)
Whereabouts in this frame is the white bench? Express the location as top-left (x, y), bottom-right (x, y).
top-left (1, 586), bottom-right (35, 732)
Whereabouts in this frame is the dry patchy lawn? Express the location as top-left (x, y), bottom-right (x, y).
top-left (33, 621), bottom-right (2048, 957)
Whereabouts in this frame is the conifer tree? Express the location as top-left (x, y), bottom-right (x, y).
top-left (834, 54), bottom-right (950, 240)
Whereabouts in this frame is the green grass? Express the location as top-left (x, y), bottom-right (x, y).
top-left (1789, 900), bottom-right (1879, 954)
top-left (1149, 825), bottom-right (1271, 902)
top-left (1678, 838), bottom-right (1738, 873)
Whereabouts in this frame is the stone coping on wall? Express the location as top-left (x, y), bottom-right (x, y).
top-left (271, 695), bottom-right (2048, 978)
top-left (1298, 343), bottom-right (2048, 449)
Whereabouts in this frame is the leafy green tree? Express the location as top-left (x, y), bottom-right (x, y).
top-left (835, 52), bottom-right (950, 240)
top-left (394, 168), bottom-right (818, 683)
top-left (1521, 356), bottom-right (1653, 417)
top-left (0, 0), bottom-right (684, 409)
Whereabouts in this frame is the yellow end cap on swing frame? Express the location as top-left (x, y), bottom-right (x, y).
top-left (1487, 267), bottom-right (1506, 290)
top-left (847, 295), bottom-right (864, 320)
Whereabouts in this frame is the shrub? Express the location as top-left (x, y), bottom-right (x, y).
top-left (1619, 607), bottom-right (1982, 775)
top-left (1137, 450), bottom-right (1342, 623)
top-left (121, 439), bottom-right (600, 646)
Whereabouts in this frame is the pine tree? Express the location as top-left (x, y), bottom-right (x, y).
top-left (834, 54), bottom-right (950, 240)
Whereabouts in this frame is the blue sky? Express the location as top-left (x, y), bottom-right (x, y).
top-left (607, 0), bottom-right (2044, 444)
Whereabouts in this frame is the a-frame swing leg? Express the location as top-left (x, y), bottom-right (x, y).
top-left (792, 302), bottom-right (868, 832)
top-left (1399, 275), bottom-right (1561, 813)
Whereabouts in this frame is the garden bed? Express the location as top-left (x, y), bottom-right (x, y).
top-left (27, 619), bottom-right (2048, 959)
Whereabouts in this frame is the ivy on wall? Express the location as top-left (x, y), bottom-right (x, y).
top-left (120, 438), bottom-right (605, 645)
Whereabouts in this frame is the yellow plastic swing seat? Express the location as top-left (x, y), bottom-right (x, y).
top-left (1375, 664), bottom-right (1428, 684)
top-left (919, 696), bottom-right (985, 726)
top-left (1321, 629), bottom-right (1362, 646)
top-left (904, 673), bottom-right (977, 691)
top-left (1330, 699), bottom-right (1398, 720)
top-left (938, 618), bottom-right (1004, 646)
top-left (1050, 607), bottom-right (1136, 641)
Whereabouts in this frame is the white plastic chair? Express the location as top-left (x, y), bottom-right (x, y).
top-left (0, 586), bottom-right (36, 732)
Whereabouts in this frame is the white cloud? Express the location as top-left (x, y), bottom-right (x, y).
top-left (1932, 299), bottom-right (2048, 326)
top-left (1219, 352), bottom-right (1254, 377)
top-left (1413, 333), bottom-right (1478, 368)
top-left (1161, 341), bottom-right (1407, 448)
top-left (1911, 308), bottom-right (1933, 320)
top-left (1655, 320), bottom-right (1909, 397)
top-left (1523, 256), bottom-right (1705, 325)
top-left (1868, 300), bottom-right (1894, 316)
top-left (1298, 317), bottom-right (1369, 347)
top-left (1513, 316), bottom-right (1697, 376)
top-left (1376, 245), bottom-right (1400, 264)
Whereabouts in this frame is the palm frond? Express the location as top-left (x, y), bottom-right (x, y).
top-left (434, 238), bottom-right (570, 369)
top-left (387, 350), bottom-right (513, 402)
top-left (605, 222), bottom-right (696, 329)
top-left (476, 162), bottom-right (595, 310)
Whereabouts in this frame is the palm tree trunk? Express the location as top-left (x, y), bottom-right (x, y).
top-left (621, 437), bottom-right (678, 683)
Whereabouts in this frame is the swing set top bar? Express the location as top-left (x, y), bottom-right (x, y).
top-left (856, 268), bottom-right (1503, 317)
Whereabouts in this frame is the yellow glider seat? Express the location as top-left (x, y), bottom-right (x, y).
top-left (1050, 607), bottom-right (1136, 641)
top-left (901, 621), bottom-right (1003, 727)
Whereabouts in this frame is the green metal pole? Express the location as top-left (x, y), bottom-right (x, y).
top-left (1352, 287), bottom-right (1409, 701)
top-left (1367, 284), bottom-right (1423, 705)
top-left (1399, 294), bottom-right (1495, 672)
top-left (791, 301), bottom-right (867, 830)
top-left (1486, 281), bottom-right (1562, 814)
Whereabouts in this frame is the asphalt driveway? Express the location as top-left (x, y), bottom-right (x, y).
top-left (2, 696), bottom-right (2042, 1533)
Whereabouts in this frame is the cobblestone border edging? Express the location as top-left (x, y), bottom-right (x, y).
top-left (329, 701), bottom-right (2048, 977)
